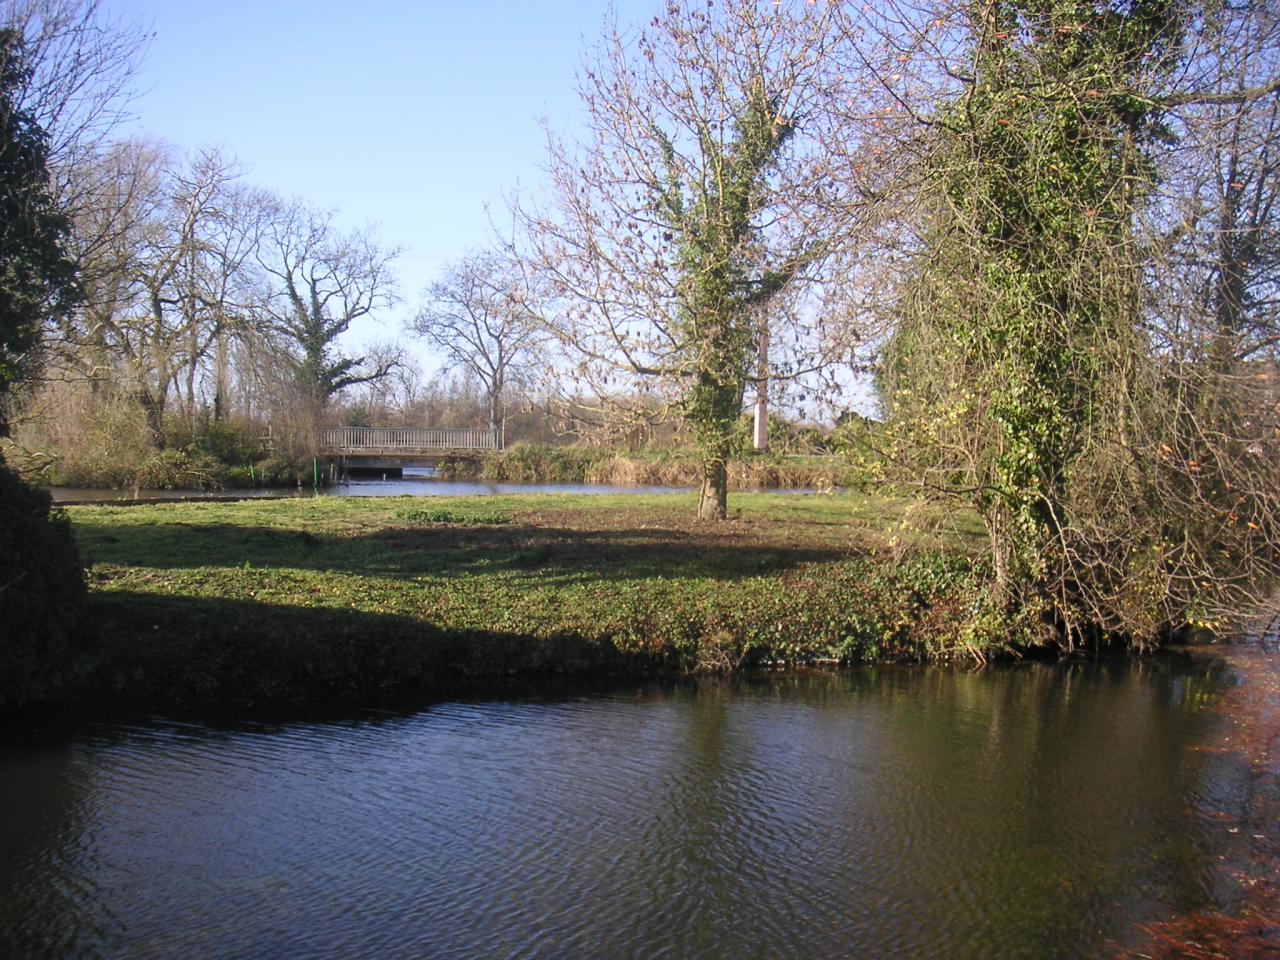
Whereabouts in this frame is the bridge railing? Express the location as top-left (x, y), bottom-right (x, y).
top-left (320, 426), bottom-right (500, 452)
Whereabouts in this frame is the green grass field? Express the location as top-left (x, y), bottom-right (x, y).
top-left (68, 493), bottom-right (991, 705)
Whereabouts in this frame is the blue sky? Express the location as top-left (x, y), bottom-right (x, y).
top-left (105, 0), bottom-right (656, 364)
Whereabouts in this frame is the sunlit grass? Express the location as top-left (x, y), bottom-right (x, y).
top-left (67, 493), bottom-right (990, 704)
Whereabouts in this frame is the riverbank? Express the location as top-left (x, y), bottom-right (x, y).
top-left (36, 495), bottom-right (1280, 957)
top-left (26, 437), bottom-right (859, 494)
top-left (65, 492), bottom-right (990, 706)
top-left (434, 446), bottom-right (858, 489)
top-left (1111, 635), bottom-right (1280, 959)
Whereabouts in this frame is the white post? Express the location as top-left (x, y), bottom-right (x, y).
top-left (753, 324), bottom-right (769, 451)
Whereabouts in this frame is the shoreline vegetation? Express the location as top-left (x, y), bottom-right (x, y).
top-left (431, 446), bottom-right (858, 490)
top-left (24, 438), bottom-right (861, 494)
top-left (51, 492), bottom-right (992, 708)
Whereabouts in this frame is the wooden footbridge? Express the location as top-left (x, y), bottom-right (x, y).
top-left (320, 426), bottom-right (500, 473)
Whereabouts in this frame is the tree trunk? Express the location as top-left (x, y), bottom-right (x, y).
top-left (698, 458), bottom-right (728, 520)
top-left (185, 324), bottom-right (198, 433)
top-left (137, 388), bottom-right (166, 450)
top-left (213, 331), bottom-right (228, 422)
top-left (489, 389), bottom-right (503, 449)
top-left (753, 325), bottom-right (769, 451)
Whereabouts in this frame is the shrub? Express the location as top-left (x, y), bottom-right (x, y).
top-left (252, 456), bottom-right (312, 487)
top-left (45, 400), bottom-right (155, 487)
top-left (201, 419), bottom-right (267, 464)
top-left (0, 458), bottom-right (87, 708)
top-left (132, 448), bottom-right (229, 490)
top-left (395, 506), bottom-right (514, 525)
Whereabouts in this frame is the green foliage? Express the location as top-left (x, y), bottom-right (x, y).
top-left (197, 419), bottom-right (267, 465)
top-left (395, 506), bottom-right (514, 525)
top-left (234, 455), bottom-right (305, 488)
top-left (604, 551), bottom-right (986, 669)
top-left (0, 31), bottom-right (79, 433)
top-left (0, 458), bottom-right (87, 707)
top-left (0, 34), bottom-right (87, 707)
top-left (881, 0), bottom-right (1181, 640)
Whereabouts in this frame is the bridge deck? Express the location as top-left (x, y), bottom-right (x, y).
top-left (320, 426), bottom-right (500, 456)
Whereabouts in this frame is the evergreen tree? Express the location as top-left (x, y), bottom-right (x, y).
top-left (0, 30), bottom-right (84, 708)
top-left (0, 27), bottom-right (78, 432)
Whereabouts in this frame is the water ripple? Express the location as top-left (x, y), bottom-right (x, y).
top-left (0, 663), bottom-right (1234, 959)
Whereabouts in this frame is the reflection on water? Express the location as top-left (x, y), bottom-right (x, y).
top-left (327, 469), bottom-right (697, 498)
top-left (51, 467), bottom-right (831, 503)
top-left (49, 467), bottom-right (700, 503)
top-left (0, 660), bottom-right (1235, 959)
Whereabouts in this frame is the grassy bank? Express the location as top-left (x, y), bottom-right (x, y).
top-left (64, 493), bottom-right (990, 706)
top-left (434, 445), bottom-right (860, 490)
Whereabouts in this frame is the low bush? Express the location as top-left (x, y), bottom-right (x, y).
top-left (0, 459), bottom-right (87, 708)
top-left (239, 456), bottom-right (313, 489)
top-left (395, 506), bottom-right (514, 525)
top-left (131, 448), bottom-right (229, 490)
top-left (44, 400), bottom-right (156, 487)
top-left (200, 419), bottom-right (268, 465)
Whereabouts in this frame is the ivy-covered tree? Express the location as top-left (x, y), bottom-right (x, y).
top-left (869, 0), bottom-right (1280, 644)
top-left (889, 0), bottom-right (1173, 600)
top-left (254, 198), bottom-right (401, 428)
top-left (518, 1), bottom-right (845, 520)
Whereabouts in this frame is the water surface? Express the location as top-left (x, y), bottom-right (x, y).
top-left (0, 660), bottom-right (1236, 959)
top-left (49, 468), bottom-right (697, 503)
top-left (51, 466), bottom-right (831, 503)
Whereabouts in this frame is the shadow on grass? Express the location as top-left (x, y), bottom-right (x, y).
top-left (74, 520), bottom-right (854, 582)
top-left (83, 590), bottom-right (660, 707)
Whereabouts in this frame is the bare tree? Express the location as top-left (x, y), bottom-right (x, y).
top-left (50, 142), bottom-right (249, 447)
top-left (3, 1), bottom-right (143, 153)
top-left (515, 0), bottom-right (851, 519)
top-left (1149, 1), bottom-right (1280, 365)
top-left (253, 199), bottom-right (401, 430)
top-left (412, 250), bottom-right (543, 445)
top-left (2, 0), bottom-right (149, 235)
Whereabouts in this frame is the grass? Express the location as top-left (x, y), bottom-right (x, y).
top-left (66, 492), bottom-right (991, 705)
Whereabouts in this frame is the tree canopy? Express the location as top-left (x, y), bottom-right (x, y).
top-left (0, 27), bottom-right (76, 431)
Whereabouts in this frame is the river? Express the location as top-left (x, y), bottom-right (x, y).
top-left (0, 658), bottom-right (1244, 959)
top-left (49, 467), bottom-right (700, 504)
